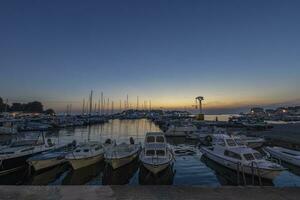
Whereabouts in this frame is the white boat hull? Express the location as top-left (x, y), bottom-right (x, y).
top-left (105, 152), bottom-right (138, 169)
top-left (28, 158), bottom-right (66, 171)
top-left (201, 148), bottom-right (282, 180)
top-left (265, 147), bottom-right (300, 167)
top-left (142, 162), bottom-right (170, 174)
top-left (68, 154), bottom-right (104, 170)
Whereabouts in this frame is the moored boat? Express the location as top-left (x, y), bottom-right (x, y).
top-left (66, 141), bottom-right (104, 170)
top-left (27, 141), bottom-right (76, 172)
top-left (200, 134), bottom-right (285, 180)
top-left (139, 132), bottom-right (174, 174)
top-left (164, 124), bottom-right (197, 137)
top-left (104, 138), bottom-right (140, 170)
top-left (0, 137), bottom-right (57, 175)
top-left (264, 146), bottom-right (300, 167)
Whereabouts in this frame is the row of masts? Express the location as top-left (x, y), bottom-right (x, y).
top-left (79, 90), bottom-right (153, 115)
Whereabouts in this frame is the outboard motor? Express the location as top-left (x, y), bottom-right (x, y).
top-left (71, 140), bottom-right (77, 147)
top-left (105, 138), bottom-right (112, 144)
top-left (47, 138), bottom-right (53, 147)
top-left (129, 137), bottom-right (135, 145)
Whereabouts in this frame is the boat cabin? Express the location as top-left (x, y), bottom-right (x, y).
top-left (212, 134), bottom-right (264, 162)
top-left (144, 132), bottom-right (168, 157)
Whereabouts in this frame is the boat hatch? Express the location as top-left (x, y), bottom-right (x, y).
top-left (226, 139), bottom-right (237, 146)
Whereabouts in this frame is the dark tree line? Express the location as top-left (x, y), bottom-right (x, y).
top-left (0, 97), bottom-right (55, 114)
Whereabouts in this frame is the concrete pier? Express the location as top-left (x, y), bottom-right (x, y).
top-left (0, 186), bottom-right (299, 200)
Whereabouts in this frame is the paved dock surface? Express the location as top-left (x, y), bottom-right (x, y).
top-left (0, 186), bottom-right (300, 200)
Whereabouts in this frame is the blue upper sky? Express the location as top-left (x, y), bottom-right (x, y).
top-left (0, 0), bottom-right (299, 113)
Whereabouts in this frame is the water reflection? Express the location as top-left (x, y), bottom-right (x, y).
top-left (102, 159), bottom-right (139, 185)
top-left (62, 162), bottom-right (105, 185)
top-left (139, 165), bottom-right (175, 185)
top-left (56, 119), bottom-right (160, 145)
top-left (28, 164), bottom-right (69, 185)
top-left (0, 167), bottom-right (27, 185)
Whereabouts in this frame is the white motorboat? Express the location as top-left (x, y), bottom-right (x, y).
top-left (0, 137), bottom-right (57, 175)
top-left (264, 146), bottom-right (300, 167)
top-left (190, 126), bottom-right (227, 143)
top-left (104, 138), bottom-right (140, 169)
top-left (164, 124), bottom-right (198, 137)
top-left (27, 141), bottom-right (76, 172)
top-left (66, 141), bottom-right (104, 170)
top-left (200, 134), bottom-right (285, 180)
top-left (139, 132), bottom-right (174, 174)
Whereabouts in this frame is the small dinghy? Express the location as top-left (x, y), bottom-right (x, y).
top-left (264, 146), bottom-right (300, 167)
top-left (27, 141), bottom-right (76, 172)
top-left (66, 141), bottom-right (104, 170)
top-left (139, 132), bottom-right (174, 174)
top-left (104, 138), bottom-right (141, 170)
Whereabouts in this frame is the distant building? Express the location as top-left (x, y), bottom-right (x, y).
top-left (250, 107), bottom-right (265, 115)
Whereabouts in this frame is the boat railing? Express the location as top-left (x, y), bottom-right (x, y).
top-left (236, 162), bottom-right (246, 185)
top-left (251, 161), bottom-right (262, 186)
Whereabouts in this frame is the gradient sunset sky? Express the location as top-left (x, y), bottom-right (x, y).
top-left (0, 0), bottom-right (299, 113)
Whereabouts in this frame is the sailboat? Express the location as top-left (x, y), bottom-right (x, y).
top-left (66, 91), bottom-right (106, 170)
top-left (104, 137), bottom-right (141, 169)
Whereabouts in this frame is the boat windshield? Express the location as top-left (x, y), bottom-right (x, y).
top-left (156, 136), bottom-right (165, 143)
top-left (243, 153), bottom-right (255, 161)
top-left (235, 139), bottom-right (245, 145)
top-left (146, 136), bottom-right (155, 143)
top-left (224, 150), bottom-right (242, 160)
top-left (146, 150), bottom-right (155, 156)
top-left (156, 150), bottom-right (165, 156)
top-left (226, 139), bottom-right (237, 146)
top-left (253, 152), bottom-right (263, 160)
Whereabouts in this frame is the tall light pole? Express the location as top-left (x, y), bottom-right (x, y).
top-left (195, 96), bottom-right (204, 120)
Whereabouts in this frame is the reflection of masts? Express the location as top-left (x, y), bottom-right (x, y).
top-left (82, 99), bottom-right (85, 115)
top-left (100, 92), bottom-right (103, 115)
top-left (89, 90), bottom-right (93, 116)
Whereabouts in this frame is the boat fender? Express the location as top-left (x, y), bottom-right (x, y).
top-left (205, 135), bottom-right (212, 144)
top-left (130, 137), bottom-right (135, 145)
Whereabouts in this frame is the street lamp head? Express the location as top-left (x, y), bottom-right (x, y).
top-left (196, 96), bottom-right (204, 101)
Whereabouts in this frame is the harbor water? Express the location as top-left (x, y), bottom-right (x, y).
top-left (1, 119), bottom-right (300, 186)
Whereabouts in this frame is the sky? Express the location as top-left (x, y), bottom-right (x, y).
top-left (0, 0), bottom-right (299, 114)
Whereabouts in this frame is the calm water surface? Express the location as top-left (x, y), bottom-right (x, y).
top-left (2, 119), bottom-right (300, 186)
